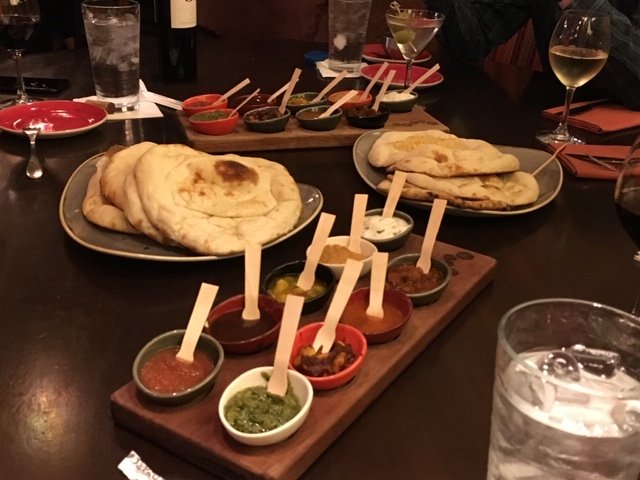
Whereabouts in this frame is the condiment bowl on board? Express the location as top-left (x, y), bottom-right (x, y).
top-left (188, 109), bottom-right (239, 135)
top-left (243, 106), bottom-right (291, 133)
top-left (263, 260), bottom-right (337, 315)
top-left (361, 208), bottom-right (414, 252)
top-left (229, 93), bottom-right (277, 115)
top-left (327, 90), bottom-right (372, 110)
top-left (286, 92), bottom-right (328, 114)
top-left (132, 329), bottom-right (224, 406)
top-left (205, 294), bottom-right (283, 355)
top-left (380, 90), bottom-right (419, 113)
top-left (218, 366), bottom-right (313, 446)
top-left (314, 235), bottom-right (378, 279)
top-left (290, 322), bottom-right (367, 390)
top-left (182, 93), bottom-right (228, 117)
top-left (340, 287), bottom-right (413, 344)
top-left (295, 105), bottom-right (342, 131)
top-left (344, 104), bottom-right (390, 129)
top-left (386, 254), bottom-right (452, 306)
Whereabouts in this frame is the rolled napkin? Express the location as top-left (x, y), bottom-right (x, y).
top-left (547, 142), bottom-right (628, 180)
top-left (542, 100), bottom-right (640, 133)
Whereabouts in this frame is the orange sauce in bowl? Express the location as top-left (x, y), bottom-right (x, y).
top-left (340, 294), bottom-right (404, 333)
top-left (140, 347), bottom-right (214, 394)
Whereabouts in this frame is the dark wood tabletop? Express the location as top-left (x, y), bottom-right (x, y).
top-left (0, 32), bottom-right (637, 480)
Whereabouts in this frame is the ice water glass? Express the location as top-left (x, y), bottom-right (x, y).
top-left (328, 0), bottom-right (372, 73)
top-left (487, 298), bottom-right (640, 479)
top-left (82, 0), bottom-right (140, 112)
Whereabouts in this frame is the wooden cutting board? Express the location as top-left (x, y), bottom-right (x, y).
top-left (178, 107), bottom-right (449, 153)
top-left (111, 236), bottom-right (496, 480)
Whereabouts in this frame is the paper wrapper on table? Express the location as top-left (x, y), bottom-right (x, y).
top-left (547, 143), bottom-right (628, 180)
top-left (542, 100), bottom-right (640, 133)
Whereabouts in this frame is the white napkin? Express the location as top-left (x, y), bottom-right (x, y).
top-left (74, 95), bottom-right (163, 120)
top-left (316, 60), bottom-right (367, 78)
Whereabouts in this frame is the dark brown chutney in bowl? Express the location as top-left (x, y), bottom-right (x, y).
top-left (386, 253), bottom-right (451, 306)
top-left (229, 93), bottom-right (276, 115)
top-left (243, 106), bottom-right (291, 133)
top-left (344, 104), bottom-right (390, 129)
top-left (295, 105), bottom-right (342, 131)
top-left (205, 294), bottom-right (283, 355)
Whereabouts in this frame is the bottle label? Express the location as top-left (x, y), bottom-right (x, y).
top-left (170, 0), bottom-right (197, 29)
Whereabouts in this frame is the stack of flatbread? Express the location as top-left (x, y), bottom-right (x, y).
top-left (368, 130), bottom-right (539, 211)
top-left (82, 143), bottom-right (302, 255)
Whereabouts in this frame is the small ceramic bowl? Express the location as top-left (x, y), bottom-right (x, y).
top-left (290, 322), bottom-right (367, 390)
top-left (295, 105), bottom-right (342, 131)
top-left (205, 294), bottom-right (283, 355)
top-left (263, 260), bottom-right (337, 314)
top-left (188, 109), bottom-right (239, 135)
top-left (243, 106), bottom-right (291, 133)
top-left (132, 329), bottom-right (224, 406)
top-left (380, 90), bottom-right (419, 113)
top-left (340, 287), bottom-right (413, 344)
top-left (229, 93), bottom-right (277, 115)
top-left (344, 104), bottom-right (390, 129)
top-left (361, 208), bottom-right (414, 252)
top-left (182, 93), bottom-right (227, 117)
top-left (286, 92), bottom-right (328, 114)
top-left (315, 235), bottom-right (378, 279)
top-left (386, 254), bottom-right (452, 306)
top-left (327, 90), bottom-right (372, 111)
top-left (218, 366), bottom-right (313, 446)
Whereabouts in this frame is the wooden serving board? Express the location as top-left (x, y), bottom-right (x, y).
top-left (111, 236), bottom-right (496, 480)
top-left (179, 107), bottom-right (449, 153)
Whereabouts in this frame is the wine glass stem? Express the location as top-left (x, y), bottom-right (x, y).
top-left (12, 50), bottom-right (29, 104)
top-left (404, 59), bottom-right (414, 88)
top-left (554, 86), bottom-right (577, 138)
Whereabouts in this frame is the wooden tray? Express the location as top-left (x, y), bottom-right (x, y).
top-left (111, 236), bottom-right (496, 480)
top-left (179, 107), bottom-right (449, 153)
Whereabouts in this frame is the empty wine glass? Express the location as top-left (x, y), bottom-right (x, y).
top-left (0, 0), bottom-right (41, 107)
top-left (385, 2), bottom-right (444, 88)
top-left (536, 10), bottom-right (610, 145)
top-left (614, 137), bottom-right (640, 315)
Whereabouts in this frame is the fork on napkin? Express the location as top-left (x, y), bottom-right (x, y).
top-left (547, 143), bottom-right (628, 180)
top-left (542, 100), bottom-right (640, 134)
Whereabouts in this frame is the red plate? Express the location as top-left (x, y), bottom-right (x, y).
top-left (362, 43), bottom-right (431, 64)
top-left (361, 64), bottom-right (443, 89)
top-left (0, 100), bottom-right (108, 138)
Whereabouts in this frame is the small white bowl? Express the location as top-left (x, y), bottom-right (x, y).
top-left (218, 366), bottom-right (313, 446)
top-left (312, 235), bottom-right (378, 279)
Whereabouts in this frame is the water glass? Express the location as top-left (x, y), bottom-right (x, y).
top-left (328, 0), bottom-right (372, 73)
top-left (488, 298), bottom-right (640, 479)
top-left (81, 0), bottom-right (140, 112)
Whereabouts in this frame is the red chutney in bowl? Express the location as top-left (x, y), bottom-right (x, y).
top-left (139, 346), bottom-right (215, 394)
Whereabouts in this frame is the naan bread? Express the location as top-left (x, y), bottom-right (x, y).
top-left (100, 141), bottom-right (157, 209)
top-left (82, 147), bottom-right (140, 234)
top-left (123, 172), bottom-right (174, 245)
top-left (134, 146), bottom-right (302, 255)
top-left (377, 170), bottom-right (539, 211)
top-left (368, 130), bottom-right (519, 177)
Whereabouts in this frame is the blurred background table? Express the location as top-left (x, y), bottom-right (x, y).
top-left (0, 32), bottom-right (637, 480)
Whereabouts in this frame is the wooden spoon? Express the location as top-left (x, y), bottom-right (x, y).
top-left (311, 70), bottom-right (348, 103)
top-left (318, 90), bottom-right (358, 119)
top-left (402, 63), bottom-right (440, 95)
top-left (361, 61), bottom-right (389, 100)
top-left (268, 80), bottom-right (298, 103)
top-left (312, 258), bottom-right (363, 352)
top-left (372, 69), bottom-right (396, 112)
top-left (297, 212), bottom-right (336, 291)
top-left (230, 88), bottom-right (260, 116)
top-left (212, 77), bottom-right (251, 106)
top-left (366, 252), bottom-right (388, 319)
top-left (532, 144), bottom-right (567, 176)
top-left (242, 243), bottom-right (261, 321)
top-left (175, 283), bottom-right (219, 364)
top-left (279, 68), bottom-right (302, 114)
top-left (347, 193), bottom-right (368, 254)
top-left (382, 171), bottom-right (407, 218)
top-left (267, 294), bottom-right (305, 396)
top-left (416, 198), bottom-right (447, 273)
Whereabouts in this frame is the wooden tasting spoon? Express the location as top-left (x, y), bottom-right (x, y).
top-left (268, 79), bottom-right (299, 103)
top-left (382, 171), bottom-right (407, 218)
top-left (318, 89), bottom-right (358, 118)
top-left (361, 61), bottom-right (389, 100)
top-left (372, 69), bottom-right (396, 112)
top-left (212, 77), bottom-right (251, 107)
top-left (279, 68), bottom-right (302, 115)
top-left (402, 63), bottom-right (440, 96)
top-left (297, 212), bottom-right (336, 291)
top-left (311, 70), bottom-right (348, 103)
top-left (347, 193), bottom-right (368, 254)
top-left (267, 294), bottom-right (305, 396)
top-left (416, 198), bottom-right (447, 273)
top-left (242, 243), bottom-right (261, 321)
top-left (229, 88), bottom-right (261, 116)
top-left (176, 282), bottom-right (219, 364)
top-left (366, 252), bottom-right (389, 319)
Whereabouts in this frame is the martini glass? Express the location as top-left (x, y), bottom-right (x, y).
top-left (385, 4), bottom-right (444, 88)
top-left (0, 0), bottom-right (41, 107)
top-left (536, 10), bottom-right (610, 144)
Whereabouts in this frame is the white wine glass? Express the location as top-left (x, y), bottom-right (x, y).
top-left (385, 3), bottom-right (444, 88)
top-left (536, 10), bottom-right (610, 145)
top-left (0, 0), bottom-right (41, 107)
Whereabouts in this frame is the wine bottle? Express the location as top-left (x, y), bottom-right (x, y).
top-left (156, 0), bottom-right (197, 81)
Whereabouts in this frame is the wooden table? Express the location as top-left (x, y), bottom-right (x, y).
top-left (0, 33), bottom-right (638, 480)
